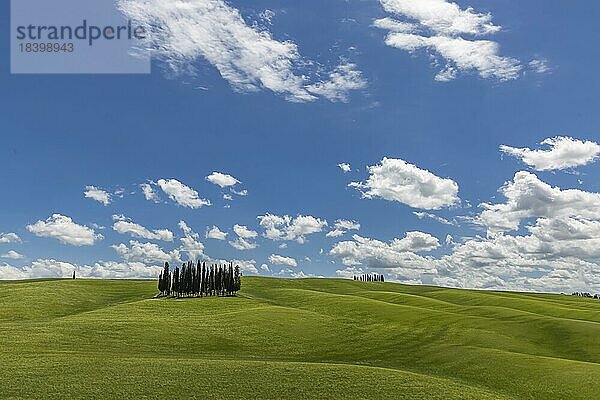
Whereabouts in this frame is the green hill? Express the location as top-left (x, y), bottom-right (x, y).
top-left (1, 277), bottom-right (599, 399)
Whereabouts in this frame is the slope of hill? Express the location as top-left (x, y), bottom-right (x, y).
top-left (1, 277), bottom-right (599, 399)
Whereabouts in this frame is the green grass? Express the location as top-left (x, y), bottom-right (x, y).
top-left (1, 277), bottom-right (599, 399)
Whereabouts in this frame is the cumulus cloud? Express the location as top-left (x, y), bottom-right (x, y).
top-left (350, 157), bottom-right (459, 209)
top-left (305, 63), bottom-right (367, 102)
top-left (434, 220), bottom-right (600, 292)
top-left (268, 254), bottom-right (298, 267)
top-left (206, 172), bottom-right (240, 188)
top-left (229, 237), bottom-right (257, 250)
top-left (157, 179), bottom-right (211, 208)
top-left (27, 214), bottom-right (103, 246)
top-left (500, 136), bottom-right (600, 171)
top-left (178, 221), bottom-right (206, 260)
top-left (331, 171), bottom-right (600, 292)
top-left (0, 259), bottom-right (162, 280)
top-left (233, 224), bottom-right (258, 239)
top-left (528, 59), bottom-right (550, 74)
top-left (84, 186), bottom-right (111, 206)
top-left (233, 259), bottom-right (259, 274)
top-left (113, 240), bottom-right (177, 264)
top-left (413, 211), bottom-right (455, 226)
top-left (140, 182), bottom-right (160, 202)
top-left (231, 188), bottom-right (248, 197)
top-left (112, 216), bottom-right (174, 241)
top-left (338, 163), bottom-right (351, 173)
top-left (326, 219), bottom-right (360, 238)
top-left (229, 224), bottom-right (258, 250)
top-left (211, 258), bottom-right (259, 274)
top-left (378, 0), bottom-right (499, 36)
top-left (258, 214), bottom-right (327, 243)
top-left (478, 171), bottom-right (600, 233)
top-left (0, 232), bottom-right (21, 244)
top-left (118, 0), bottom-right (365, 102)
top-left (375, 0), bottom-right (523, 81)
top-left (1, 250), bottom-right (24, 260)
top-left (112, 221), bottom-right (206, 264)
top-left (330, 232), bottom-right (440, 268)
top-left (206, 225), bottom-right (228, 240)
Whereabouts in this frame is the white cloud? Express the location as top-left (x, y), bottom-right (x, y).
top-left (335, 266), bottom-right (364, 279)
top-left (500, 136), bottom-right (600, 171)
top-left (434, 221), bottom-right (600, 292)
top-left (528, 59), bottom-right (550, 74)
top-left (233, 259), bottom-right (258, 274)
top-left (275, 268), bottom-right (317, 278)
top-left (413, 211), bottom-right (455, 226)
top-left (118, 0), bottom-right (364, 102)
top-left (260, 263), bottom-right (270, 272)
top-left (233, 224), bottom-right (258, 239)
top-left (0, 232), bottom-right (21, 244)
top-left (258, 214), bottom-right (327, 243)
top-left (178, 221), bottom-right (206, 261)
top-left (330, 232), bottom-right (440, 268)
top-left (382, 33), bottom-right (521, 81)
top-left (338, 163), bottom-right (351, 173)
top-left (231, 188), bottom-right (248, 196)
top-left (0, 259), bottom-right (162, 280)
top-left (206, 225), bottom-right (228, 240)
top-left (378, 0), bottom-right (499, 36)
top-left (326, 219), bottom-right (360, 237)
top-left (84, 186), bottom-right (111, 206)
top-left (334, 219), bottom-right (361, 231)
top-left (375, 0), bottom-right (523, 81)
top-left (306, 62), bottom-right (367, 102)
top-left (113, 241), bottom-right (177, 264)
top-left (206, 172), bottom-right (240, 188)
top-left (112, 216), bottom-right (174, 241)
top-left (229, 224), bottom-right (258, 250)
top-left (1, 250), bottom-right (24, 260)
top-left (229, 237), bottom-right (258, 251)
top-left (331, 169), bottom-right (600, 293)
top-left (157, 179), bottom-right (211, 208)
top-left (27, 214), bottom-right (103, 246)
top-left (326, 229), bottom-right (346, 238)
top-left (140, 183), bottom-right (160, 202)
top-left (478, 171), bottom-right (600, 233)
top-left (268, 254), bottom-right (298, 267)
top-left (223, 194), bottom-right (233, 201)
top-left (350, 157), bottom-right (459, 209)
top-left (112, 221), bottom-right (206, 264)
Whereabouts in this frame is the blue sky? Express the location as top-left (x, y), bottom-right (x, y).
top-left (1, 0), bottom-right (600, 292)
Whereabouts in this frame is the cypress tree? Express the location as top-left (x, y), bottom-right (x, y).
top-left (173, 267), bottom-right (180, 297)
top-left (195, 261), bottom-right (201, 296)
top-left (158, 272), bottom-right (163, 294)
top-left (228, 264), bottom-right (234, 295)
top-left (234, 265), bottom-right (241, 293)
top-left (201, 262), bottom-right (206, 297)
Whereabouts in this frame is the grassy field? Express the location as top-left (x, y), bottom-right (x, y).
top-left (1, 277), bottom-right (599, 399)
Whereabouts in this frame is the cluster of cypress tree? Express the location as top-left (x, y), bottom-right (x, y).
top-left (353, 274), bottom-right (384, 282)
top-left (158, 261), bottom-right (241, 297)
top-left (572, 292), bottom-right (599, 299)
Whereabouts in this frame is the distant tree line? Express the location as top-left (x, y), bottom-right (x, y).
top-left (353, 274), bottom-right (384, 282)
top-left (572, 292), bottom-right (600, 299)
top-left (158, 261), bottom-right (241, 297)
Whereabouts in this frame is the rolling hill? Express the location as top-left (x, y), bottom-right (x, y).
top-left (1, 277), bottom-right (599, 399)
